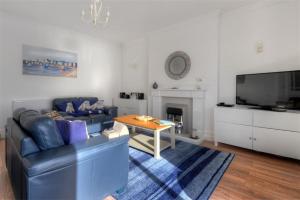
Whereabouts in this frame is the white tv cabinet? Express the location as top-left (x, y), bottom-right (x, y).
top-left (214, 106), bottom-right (300, 160)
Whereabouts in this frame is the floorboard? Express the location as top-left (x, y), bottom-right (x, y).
top-left (201, 141), bottom-right (300, 200)
top-left (1, 139), bottom-right (299, 200)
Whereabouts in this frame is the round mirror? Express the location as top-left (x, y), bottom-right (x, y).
top-left (165, 51), bottom-right (191, 80)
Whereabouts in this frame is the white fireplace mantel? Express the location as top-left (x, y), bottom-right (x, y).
top-left (151, 89), bottom-right (205, 140)
top-left (152, 89), bottom-right (205, 99)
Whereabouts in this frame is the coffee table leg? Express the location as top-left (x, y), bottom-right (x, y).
top-left (154, 130), bottom-right (160, 159)
top-left (171, 126), bottom-right (175, 149)
top-left (131, 126), bottom-right (136, 134)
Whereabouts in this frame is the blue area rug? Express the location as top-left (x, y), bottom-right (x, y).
top-left (114, 141), bottom-right (234, 200)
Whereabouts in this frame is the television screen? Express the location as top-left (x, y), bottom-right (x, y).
top-left (236, 70), bottom-right (300, 110)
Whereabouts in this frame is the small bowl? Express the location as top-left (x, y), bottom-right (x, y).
top-left (135, 115), bottom-right (153, 122)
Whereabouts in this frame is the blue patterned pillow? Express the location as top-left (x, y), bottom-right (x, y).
top-left (90, 100), bottom-right (104, 110)
top-left (89, 98), bottom-right (98, 105)
top-left (72, 99), bottom-right (84, 112)
top-left (56, 101), bottom-right (75, 113)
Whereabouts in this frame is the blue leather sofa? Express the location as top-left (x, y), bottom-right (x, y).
top-left (52, 97), bottom-right (118, 134)
top-left (6, 109), bottom-right (129, 200)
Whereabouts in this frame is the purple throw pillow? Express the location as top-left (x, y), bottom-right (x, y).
top-left (55, 120), bottom-right (89, 145)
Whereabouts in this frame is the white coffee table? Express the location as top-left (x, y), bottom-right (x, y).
top-left (114, 115), bottom-right (175, 159)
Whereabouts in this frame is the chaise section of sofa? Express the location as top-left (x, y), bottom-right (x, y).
top-left (6, 109), bottom-right (128, 200)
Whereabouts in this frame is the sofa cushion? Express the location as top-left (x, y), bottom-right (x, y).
top-left (13, 108), bottom-right (30, 123)
top-left (9, 118), bottom-right (40, 156)
top-left (19, 110), bottom-right (40, 121)
top-left (22, 135), bottom-right (129, 177)
top-left (20, 111), bottom-right (65, 150)
top-left (68, 111), bottom-right (90, 117)
top-left (103, 106), bottom-right (118, 117)
top-left (55, 120), bottom-right (89, 145)
top-left (90, 114), bottom-right (106, 123)
top-left (66, 116), bottom-right (91, 123)
top-left (89, 109), bottom-right (104, 115)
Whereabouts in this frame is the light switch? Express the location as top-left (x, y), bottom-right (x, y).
top-left (256, 41), bottom-right (264, 54)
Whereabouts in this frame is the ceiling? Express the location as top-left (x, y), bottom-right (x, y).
top-left (0, 0), bottom-right (259, 42)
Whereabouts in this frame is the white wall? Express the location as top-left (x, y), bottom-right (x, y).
top-left (121, 11), bottom-right (220, 138)
top-left (219, 1), bottom-right (300, 104)
top-left (121, 1), bottom-right (300, 140)
top-left (0, 12), bottom-right (122, 134)
top-left (148, 12), bottom-right (220, 137)
top-left (121, 38), bottom-right (148, 96)
top-left (0, 17), bottom-right (4, 134)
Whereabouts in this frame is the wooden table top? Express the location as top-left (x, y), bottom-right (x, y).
top-left (114, 115), bottom-right (172, 131)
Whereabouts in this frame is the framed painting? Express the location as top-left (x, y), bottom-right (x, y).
top-left (22, 45), bottom-right (78, 78)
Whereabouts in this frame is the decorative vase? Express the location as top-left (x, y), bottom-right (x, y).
top-left (152, 82), bottom-right (158, 89)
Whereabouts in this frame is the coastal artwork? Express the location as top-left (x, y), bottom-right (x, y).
top-left (22, 45), bottom-right (78, 78)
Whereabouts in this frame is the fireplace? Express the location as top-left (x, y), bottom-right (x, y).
top-left (166, 107), bottom-right (183, 134)
top-left (152, 89), bottom-right (205, 143)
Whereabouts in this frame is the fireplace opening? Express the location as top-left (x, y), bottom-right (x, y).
top-left (166, 107), bottom-right (183, 134)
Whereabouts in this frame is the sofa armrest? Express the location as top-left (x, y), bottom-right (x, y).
top-left (22, 135), bottom-right (129, 177)
top-left (104, 106), bottom-right (118, 117)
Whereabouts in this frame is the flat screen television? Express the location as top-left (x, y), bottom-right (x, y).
top-left (236, 70), bottom-right (300, 110)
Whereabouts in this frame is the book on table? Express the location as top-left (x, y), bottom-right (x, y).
top-left (154, 120), bottom-right (175, 126)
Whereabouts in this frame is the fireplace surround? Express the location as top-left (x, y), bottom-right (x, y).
top-left (152, 89), bottom-right (205, 142)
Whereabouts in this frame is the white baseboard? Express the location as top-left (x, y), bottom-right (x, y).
top-left (203, 131), bottom-right (215, 142)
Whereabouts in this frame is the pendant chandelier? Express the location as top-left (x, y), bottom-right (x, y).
top-left (81, 0), bottom-right (110, 26)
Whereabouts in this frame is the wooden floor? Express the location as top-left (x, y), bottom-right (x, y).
top-left (201, 141), bottom-right (300, 200)
top-left (0, 139), bottom-right (299, 200)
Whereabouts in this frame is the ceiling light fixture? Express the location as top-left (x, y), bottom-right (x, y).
top-left (81, 0), bottom-right (110, 26)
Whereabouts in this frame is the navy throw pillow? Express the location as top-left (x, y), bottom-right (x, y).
top-left (56, 101), bottom-right (68, 112)
top-left (20, 111), bottom-right (65, 150)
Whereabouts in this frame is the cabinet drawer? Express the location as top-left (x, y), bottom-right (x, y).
top-left (253, 111), bottom-right (300, 132)
top-left (215, 122), bottom-right (253, 149)
top-left (253, 127), bottom-right (300, 159)
top-left (214, 107), bottom-right (252, 125)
